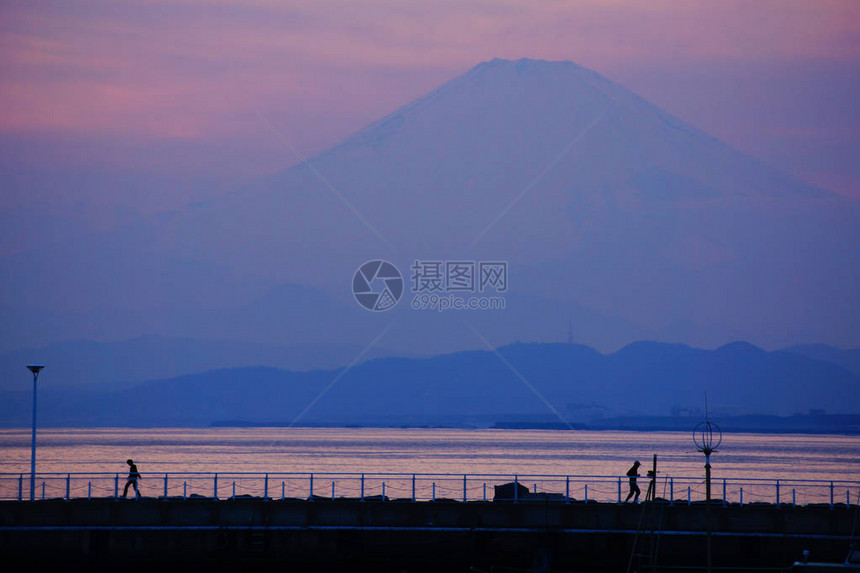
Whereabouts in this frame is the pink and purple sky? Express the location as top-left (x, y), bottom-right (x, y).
top-left (1, 0), bottom-right (858, 256)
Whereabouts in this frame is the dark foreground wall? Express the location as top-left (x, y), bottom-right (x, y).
top-left (0, 498), bottom-right (856, 573)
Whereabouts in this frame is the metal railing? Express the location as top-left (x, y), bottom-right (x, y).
top-left (1, 472), bottom-right (858, 507)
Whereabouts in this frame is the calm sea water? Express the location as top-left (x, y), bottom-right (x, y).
top-left (0, 427), bottom-right (857, 482)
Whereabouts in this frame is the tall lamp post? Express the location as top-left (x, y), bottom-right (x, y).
top-left (27, 364), bottom-right (44, 501)
top-left (694, 410), bottom-right (722, 573)
top-left (693, 417), bottom-right (722, 503)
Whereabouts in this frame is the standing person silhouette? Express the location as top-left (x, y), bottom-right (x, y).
top-left (625, 460), bottom-right (641, 503)
top-left (122, 459), bottom-right (141, 499)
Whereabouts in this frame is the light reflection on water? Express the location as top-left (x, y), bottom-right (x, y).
top-left (0, 427), bottom-right (857, 482)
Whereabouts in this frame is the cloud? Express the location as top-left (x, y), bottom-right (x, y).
top-left (2, 0), bottom-right (857, 140)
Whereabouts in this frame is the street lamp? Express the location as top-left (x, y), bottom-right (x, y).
top-left (693, 418), bottom-right (722, 502)
top-left (693, 406), bottom-right (722, 573)
top-left (27, 364), bottom-right (44, 501)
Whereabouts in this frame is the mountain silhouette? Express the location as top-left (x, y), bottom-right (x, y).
top-left (1, 341), bottom-right (856, 427)
top-left (1, 58), bottom-right (857, 356)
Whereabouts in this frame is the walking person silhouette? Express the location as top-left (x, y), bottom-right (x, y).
top-left (122, 459), bottom-right (141, 499)
top-left (625, 460), bottom-right (641, 503)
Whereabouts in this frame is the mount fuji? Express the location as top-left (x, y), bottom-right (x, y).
top-left (1, 58), bottom-right (858, 363)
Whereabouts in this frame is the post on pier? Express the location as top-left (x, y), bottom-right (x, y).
top-left (693, 400), bottom-right (722, 573)
top-left (645, 454), bottom-right (657, 502)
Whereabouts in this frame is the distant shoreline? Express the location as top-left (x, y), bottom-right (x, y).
top-left (205, 413), bottom-right (860, 436)
top-left (1, 413), bottom-right (857, 435)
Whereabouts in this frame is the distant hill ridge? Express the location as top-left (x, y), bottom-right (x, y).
top-left (782, 344), bottom-right (860, 377)
top-left (0, 334), bottom-right (409, 392)
top-left (0, 340), bottom-right (856, 427)
top-left (4, 336), bottom-right (856, 394)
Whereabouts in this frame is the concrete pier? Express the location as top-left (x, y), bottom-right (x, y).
top-left (1, 497), bottom-right (856, 572)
